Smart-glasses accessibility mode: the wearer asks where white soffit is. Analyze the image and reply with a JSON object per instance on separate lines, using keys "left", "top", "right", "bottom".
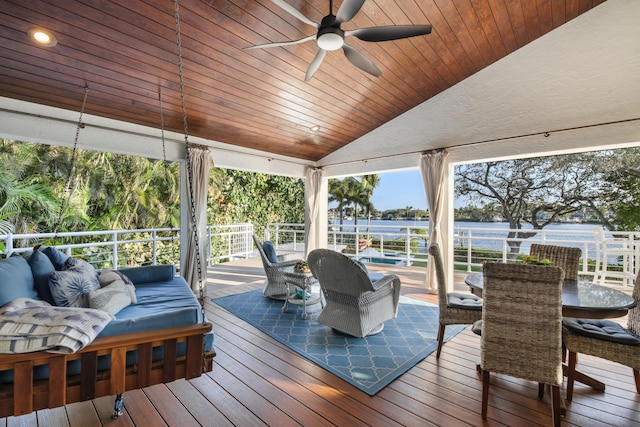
{"left": 0, "top": 97, "right": 311, "bottom": 178}
{"left": 320, "top": 0, "right": 640, "bottom": 172}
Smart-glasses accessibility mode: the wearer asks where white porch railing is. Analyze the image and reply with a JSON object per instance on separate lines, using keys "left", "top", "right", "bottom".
{"left": 0, "top": 223, "right": 255, "bottom": 269}
{"left": 266, "top": 222, "right": 640, "bottom": 287}
{"left": 3, "top": 222, "right": 637, "bottom": 287}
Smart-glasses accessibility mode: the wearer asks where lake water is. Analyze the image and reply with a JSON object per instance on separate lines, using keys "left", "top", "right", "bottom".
{"left": 330, "top": 219, "right": 604, "bottom": 255}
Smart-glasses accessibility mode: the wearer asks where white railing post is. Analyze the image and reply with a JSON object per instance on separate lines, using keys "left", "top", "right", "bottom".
{"left": 405, "top": 228, "right": 411, "bottom": 265}
{"left": 5, "top": 233, "right": 13, "bottom": 256}
{"left": 112, "top": 231, "right": 118, "bottom": 268}
{"left": 152, "top": 229, "right": 158, "bottom": 265}
{"left": 466, "top": 230, "right": 472, "bottom": 272}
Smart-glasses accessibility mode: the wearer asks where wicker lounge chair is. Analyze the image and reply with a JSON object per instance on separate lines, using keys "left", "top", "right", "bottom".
{"left": 428, "top": 243, "right": 482, "bottom": 358}
{"left": 479, "top": 262, "right": 564, "bottom": 427}
{"left": 252, "top": 234, "right": 303, "bottom": 299}
{"left": 529, "top": 243, "right": 582, "bottom": 281}
{"left": 563, "top": 270, "right": 640, "bottom": 400}
{"left": 307, "top": 249, "right": 401, "bottom": 337}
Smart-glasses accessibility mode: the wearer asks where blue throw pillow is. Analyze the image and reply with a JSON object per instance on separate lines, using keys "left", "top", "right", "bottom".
{"left": 42, "top": 246, "right": 70, "bottom": 271}
{"left": 0, "top": 256, "right": 38, "bottom": 307}
{"left": 263, "top": 241, "right": 278, "bottom": 263}
{"left": 27, "top": 250, "right": 57, "bottom": 305}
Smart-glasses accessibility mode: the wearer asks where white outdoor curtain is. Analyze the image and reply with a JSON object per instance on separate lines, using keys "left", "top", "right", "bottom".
{"left": 421, "top": 149, "right": 448, "bottom": 293}
{"left": 182, "top": 145, "right": 213, "bottom": 293}
{"left": 305, "top": 167, "right": 324, "bottom": 257}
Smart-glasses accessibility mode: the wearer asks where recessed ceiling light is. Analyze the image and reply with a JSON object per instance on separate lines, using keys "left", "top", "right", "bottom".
{"left": 310, "top": 125, "right": 321, "bottom": 132}
{"left": 27, "top": 27, "right": 57, "bottom": 47}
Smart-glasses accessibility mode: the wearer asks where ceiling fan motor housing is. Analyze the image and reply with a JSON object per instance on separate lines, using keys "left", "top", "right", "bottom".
{"left": 317, "top": 16, "right": 344, "bottom": 51}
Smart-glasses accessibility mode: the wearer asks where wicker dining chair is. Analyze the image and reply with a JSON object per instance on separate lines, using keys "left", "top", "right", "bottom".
{"left": 480, "top": 262, "right": 565, "bottom": 427}
{"left": 252, "top": 234, "right": 304, "bottom": 299}
{"left": 429, "top": 243, "right": 483, "bottom": 358}
{"left": 307, "top": 249, "right": 401, "bottom": 337}
{"left": 563, "top": 270, "right": 640, "bottom": 401}
{"left": 529, "top": 243, "right": 582, "bottom": 281}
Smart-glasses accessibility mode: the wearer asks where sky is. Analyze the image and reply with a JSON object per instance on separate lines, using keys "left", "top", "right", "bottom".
{"left": 369, "top": 170, "right": 426, "bottom": 211}
{"left": 329, "top": 169, "right": 469, "bottom": 212}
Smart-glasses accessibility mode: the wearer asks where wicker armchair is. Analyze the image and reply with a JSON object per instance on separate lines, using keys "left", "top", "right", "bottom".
{"left": 307, "top": 249, "right": 401, "bottom": 337}
{"left": 563, "top": 271, "right": 640, "bottom": 400}
{"left": 530, "top": 244, "right": 582, "bottom": 281}
{"left": 252, "top": 234, "right": 303, "bottom": 299}
{"left": 480, "top": 262, "right": 564, "bottom": 426}
{"left": 429, "top": 243, "right": 482, "bottom": 358}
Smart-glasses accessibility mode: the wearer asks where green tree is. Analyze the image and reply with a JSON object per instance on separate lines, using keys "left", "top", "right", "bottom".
{"left": 601, "top": 148, "right": 640, "bottom": 231}
{"left": 455, "top": 153, "right": 610, "bottom": 256}
{"left": 359, "top": 174, "right": 380, "bottom": 225}
{"left": 328, "top": 178, "right": 351, "bottom": 229}
{"left": 211, "top": 169, "right": 304, "bottom": 238}
{"left": 0, "top": 140, "right": 60, "bottom": 240}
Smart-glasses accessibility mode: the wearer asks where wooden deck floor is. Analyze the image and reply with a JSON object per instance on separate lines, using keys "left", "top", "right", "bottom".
{"left": 2, "top": 258, "right": 639, "bottom": 426}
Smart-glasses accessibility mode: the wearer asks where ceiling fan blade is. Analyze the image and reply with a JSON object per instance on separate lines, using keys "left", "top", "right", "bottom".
{"left": 346, "top": 25, "right": 432, "bottom": 42}
{"left": 305, "top": 49, "right": 327, "bottom": 81}
{"left": 271, "top": 0, "right": 319, "bottom": 28}
{"left": 244, "top": 35, "right": 316, "bottom": 50}
{"left": 335, "top": 0, "right": 365, "bottom": 24}
{"left": 342, "top": 44, "right": 381, "bottom": 77}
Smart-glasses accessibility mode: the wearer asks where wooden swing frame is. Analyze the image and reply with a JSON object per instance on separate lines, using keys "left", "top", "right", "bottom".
{"left": 0, "top": 323, "right": 214, "bottom": 417}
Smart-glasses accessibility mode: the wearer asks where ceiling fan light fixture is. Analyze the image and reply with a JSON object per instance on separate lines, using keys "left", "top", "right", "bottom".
{"left": 317, "top": 31, "right": 344, "bottom": 51}
{"left": 310, "top": 125, "right": 321, "bottom": 132}
{"left": 27, "top": 27, "right": 57, "bottom": 47}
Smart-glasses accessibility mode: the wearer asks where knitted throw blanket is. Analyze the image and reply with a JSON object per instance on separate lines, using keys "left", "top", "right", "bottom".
{"left": 0, "top": 298, "right": 114, "bottom": 354}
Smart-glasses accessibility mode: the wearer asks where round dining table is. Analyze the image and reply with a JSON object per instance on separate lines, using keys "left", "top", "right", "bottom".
{"left": 464, "top": 272, "right": 636, "bottom": 319}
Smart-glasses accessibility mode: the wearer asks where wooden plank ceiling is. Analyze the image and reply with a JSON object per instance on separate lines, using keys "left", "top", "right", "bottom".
{"left": 0, "top": 0, "right": 604, "bottom": 162}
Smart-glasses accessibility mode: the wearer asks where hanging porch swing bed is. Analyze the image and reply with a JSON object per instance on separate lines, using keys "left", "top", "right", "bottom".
{"left": 0, "top": 250, "right": 215, "bottom": 418}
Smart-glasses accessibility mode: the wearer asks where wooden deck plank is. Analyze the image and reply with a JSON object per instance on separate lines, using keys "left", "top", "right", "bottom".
{"left": 5, "top": 412, "right": 36, "bottom": 427}
{"left": 210, "top": 361, "right": 301, "bottom": 427}
{"left": 189, "top": 374, "right": 267, "bottom": 427}
{"left": 142, "top": 384, "right": 198, "bottom": 426}
{"left": 35, "top": 406, "right": 70, "bottom": 427}
{"left": 214, "top": 347, "right": 343, "bottom": 427}
{"left": 165, "top": 379, "right": 234, "bottom": 427}
{"left": 119, "top": 388, "right": 167, "bottom": 427}
{"left": 64, "top": 401, "right": 100, "bottom": 426}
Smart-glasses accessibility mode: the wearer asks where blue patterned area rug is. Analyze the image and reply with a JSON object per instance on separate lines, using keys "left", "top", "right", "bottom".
{"left": 212, "top": 290, "right": 465, "bottom": 395}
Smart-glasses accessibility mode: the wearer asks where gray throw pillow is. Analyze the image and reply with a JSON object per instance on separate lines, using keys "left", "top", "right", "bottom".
{"left": 49, "top": 259, "right": 100, "bottom": 307}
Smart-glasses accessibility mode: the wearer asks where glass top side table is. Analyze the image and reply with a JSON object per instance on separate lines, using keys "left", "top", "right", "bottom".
{"left": 282, "top": 267, "right": 324, "bottom": 319}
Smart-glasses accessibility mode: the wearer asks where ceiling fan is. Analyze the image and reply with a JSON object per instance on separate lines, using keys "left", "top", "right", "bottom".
{"left": 245, "top": 0, "right": 432, "bottom": 81}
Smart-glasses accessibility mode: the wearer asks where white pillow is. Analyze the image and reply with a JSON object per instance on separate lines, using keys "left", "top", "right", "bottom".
{"left": 89, "top": 284, "right": 131, "bottom": 315}
{"left": 99, "top": 268, "right": 137, "bottom": 303}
